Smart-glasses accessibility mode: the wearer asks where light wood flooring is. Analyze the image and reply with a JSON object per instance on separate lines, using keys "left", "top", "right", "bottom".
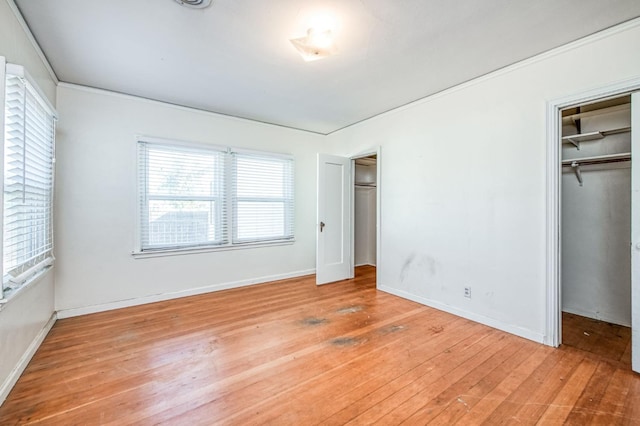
{"left": 1, "top": 266, "right": 639, "bottom": 424}
{"left": 562, "top": 311, "right": 632, "bottom": 367}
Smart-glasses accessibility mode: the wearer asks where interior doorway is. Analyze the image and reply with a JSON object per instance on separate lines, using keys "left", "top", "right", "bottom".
{"left": 560, "top": 95, "right": 632, "bottom": 366}
{"left": 316, "top": 148, "right": 380, "bottom": 287}
{"left": 546, "top": 79, "right": 640, "bottom": 374}
{"left": 353, "top": 155, "right": 377, "bottom": 269}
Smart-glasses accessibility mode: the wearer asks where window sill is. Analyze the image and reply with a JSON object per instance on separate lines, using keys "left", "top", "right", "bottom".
{"left": 131, "top": 239, "right": 296, "bottom": 259}
{"left": 0, "top": 265, "right": 53, "bottom": 312}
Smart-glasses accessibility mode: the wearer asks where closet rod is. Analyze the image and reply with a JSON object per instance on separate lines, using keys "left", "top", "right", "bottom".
{"left": 562, "top": 152, "right": 631, "bottom": 167}
{"left": 562, "top": 152, "right": 631, "bottom": 186}
{"left": 562, "top": 103, "right": 630, "bottom": 124}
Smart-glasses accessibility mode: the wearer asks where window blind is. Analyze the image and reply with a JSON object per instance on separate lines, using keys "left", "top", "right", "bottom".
{"left": 3, "top": 69, "right": 56, "bottom": 286}
{"left": 138, "top": 141, "right": 227, "bottom": 251}
{"left": 231, "top": 151, "right": 294, "bottom": 244}
{"left": 137, "top": 140, "right": 295, "bottom": 253}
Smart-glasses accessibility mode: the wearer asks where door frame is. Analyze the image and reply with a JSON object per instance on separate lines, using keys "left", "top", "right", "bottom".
{"left": 545, "top": 77, "right": 640, "bottom": 347}
{"left": 350, "top": 147, "right": 381, "bottom": 288}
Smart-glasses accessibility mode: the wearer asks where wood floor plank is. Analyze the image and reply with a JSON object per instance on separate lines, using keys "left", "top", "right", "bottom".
{"left": 422, "top": 340, "right": 538, "bottom": 424}
{"left": 343, "top": 329, "right": 504, "bottom": 424}
{"left": 535, "top": 357, "right": 599, "bottom": 424}
{"left": 591, "top": 367, "right": 635, "bottom": 425}
{"left": 563, "top": 360, "right": 617, "bottom": 424}
{"left": 479, "top": 349, "right": 582, "bottom": 424}
{"left": 385, "top": 335, "right": 526, "bottom": 424}
{"left": 1, "top": 266, "right": 639, "bottom": 425}
{"left": 452, "top": 345, "right": 553, "bottom": 425}
{"left": 318, "top": 322, "right": 492, "bottom": 425}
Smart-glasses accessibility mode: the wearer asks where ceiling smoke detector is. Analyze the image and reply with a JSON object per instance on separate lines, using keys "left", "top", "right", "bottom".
{"left": 173, "top": 0, "right": 212, "bottom": 9}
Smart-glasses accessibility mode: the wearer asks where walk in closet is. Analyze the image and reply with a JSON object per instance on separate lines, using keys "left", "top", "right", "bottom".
{"left": 354, "top": 155, "right": 377, "bottom": 267}
{"left": 561, "top": 95, "right": 632, "bottom": 361}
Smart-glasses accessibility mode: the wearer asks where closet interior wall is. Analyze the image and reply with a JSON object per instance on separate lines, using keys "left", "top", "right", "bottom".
{"left": 355, "top": 159, "right": 377, "bottom": 267}
{"left": 561, "top": 97, "right": 632, "bottom": 326}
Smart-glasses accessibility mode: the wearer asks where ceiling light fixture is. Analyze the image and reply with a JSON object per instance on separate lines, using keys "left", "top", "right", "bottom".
{"left": 290, "top": 28, "right": 337, "bottom": 62}
{"left": 173, "top": 0, "right": 212, "bottom": 9}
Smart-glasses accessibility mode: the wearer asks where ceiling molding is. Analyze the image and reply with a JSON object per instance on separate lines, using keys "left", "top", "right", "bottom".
{"left": 56, "top": 82, "right": 328, "bottom": 136}
{"left": 5, "top": 0, "right": 58, "bottom": 84}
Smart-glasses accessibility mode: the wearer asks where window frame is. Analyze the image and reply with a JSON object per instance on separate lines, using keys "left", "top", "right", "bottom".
{"left": 133, "top": 136, "right": 295, "bottom": 258}
{"left": 138, "top": 139, "right": 228, "bottom": 251}
{"left": 231, "top": 149, "right": 295, "bottom": 245}
{"left": 1, "top": 60, "right": 57, "bottom": 300}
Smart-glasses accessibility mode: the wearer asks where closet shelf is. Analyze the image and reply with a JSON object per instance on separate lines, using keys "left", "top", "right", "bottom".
{"left": 562, "top": 152, "right": 631, "bottom": 186}
{"left": 562, "top": 103, "right": 630, "bottom": 124}
{"left": 562, "top": 126, "right": 631, "bottom": 150}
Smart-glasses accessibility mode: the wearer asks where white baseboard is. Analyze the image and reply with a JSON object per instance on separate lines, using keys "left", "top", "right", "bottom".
{"left": 378, "top": 285, "right": 544, "bottom": 344}
{"left": 0, "top": 312, "right": 57, "bottom": 405}
{"left": 57, "top": 269, "right": 316, "bottom": 319}
{"left": 354, "top": 262, "right": 376, "bottom": 267}
{"left": 562, "top": 307, "right": 631, "bottom": 328}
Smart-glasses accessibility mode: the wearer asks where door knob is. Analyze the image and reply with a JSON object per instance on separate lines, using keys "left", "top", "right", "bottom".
{"left": 320, "top": 222, "right": 325, "bottom": 232}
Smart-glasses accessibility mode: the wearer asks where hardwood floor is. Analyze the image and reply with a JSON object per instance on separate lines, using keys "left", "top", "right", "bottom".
{"left": 562, "top": 312, "right": 632, "bottom": 367}
{"left": 1, "top": 266, "right": 639, "bottom": 424}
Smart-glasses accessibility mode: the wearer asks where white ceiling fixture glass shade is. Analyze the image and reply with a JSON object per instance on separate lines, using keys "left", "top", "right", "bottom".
{"left": 290, "top": 28, "right": 338, "bottom": 62}
{"left": 173, "top": 0, "right": 212, "bottom": 9}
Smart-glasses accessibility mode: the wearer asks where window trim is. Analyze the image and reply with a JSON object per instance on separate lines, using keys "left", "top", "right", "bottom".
{"left": 1, "top": 60, "right": 57, "bottom": 301}
{"left": 230, "top": 150, "right": 295, "bottom": 245}
{"left": 133, "top": 135, "right": 295, "bottom": 258}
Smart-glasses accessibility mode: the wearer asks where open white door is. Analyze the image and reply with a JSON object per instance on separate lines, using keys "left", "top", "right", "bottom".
{"left": 316, "top": 154, "right": 352, "bottom": 285}
{"left": 632, "top": 91, "right": 640, "bottom": 373}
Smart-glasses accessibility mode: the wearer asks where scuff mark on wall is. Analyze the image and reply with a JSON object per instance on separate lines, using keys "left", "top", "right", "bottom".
{"left": 399, "top": 252, "right": 440, "bottom": 292}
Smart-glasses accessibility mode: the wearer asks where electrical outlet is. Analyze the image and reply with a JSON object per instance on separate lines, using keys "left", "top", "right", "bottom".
{"left": 464, "top": 287, "right": 471, "bottom": 298}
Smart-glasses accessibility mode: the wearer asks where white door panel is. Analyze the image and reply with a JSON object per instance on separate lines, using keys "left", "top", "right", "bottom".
{"left": 317, "top": 154, "right": 351, "bottom": 285}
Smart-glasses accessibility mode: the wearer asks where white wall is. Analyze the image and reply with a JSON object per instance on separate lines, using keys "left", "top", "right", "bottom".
{"left": 326, "top": 20, "right": 640, "bottom": 342}
{"left": 0, "top": 0, "right": 57, "bottom": 403}
{"left": 54, "top": 84, "right": 324, "bottom": 315}
{"left": 562, "top": 107, "right": 631, "bottom": 326}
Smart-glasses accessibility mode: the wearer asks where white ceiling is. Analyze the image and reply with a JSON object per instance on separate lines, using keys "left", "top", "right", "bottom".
{"left": 14, "top": 0, "right": 640, "bottom": 134}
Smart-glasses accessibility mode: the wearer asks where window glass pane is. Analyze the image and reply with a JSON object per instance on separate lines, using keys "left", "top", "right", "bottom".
{"left": 236, "top": 201, "right": 285, "bottom": 240}
{"left": 147, "top": 148, "right": 220, "bottom": 197}
{"left": 147, "top": 200, "right": 219, "bottom": 247}
{"left": 232, "top": 153, "right": 294, "bottom": 244}
{"left": 236, "top": 157, "right": 285, "bottom": 198}
{"left": 139, "top": 142, "right": 227, "bottom": 250}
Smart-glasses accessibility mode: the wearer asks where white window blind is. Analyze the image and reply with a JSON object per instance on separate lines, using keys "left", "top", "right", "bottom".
{"left": 138, "top": 142, "right": 227, "bottom": 251}
{"left": 137, "top": 140, "right": 295, "bottom": 253}
{"left": 3, "top": 65, "right": 56, "bottom": 290}
{"left": 232, "top": 152, "right": 294, "bottom": 244}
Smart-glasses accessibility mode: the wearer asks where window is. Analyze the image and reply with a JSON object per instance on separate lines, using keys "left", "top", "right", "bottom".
{"left": 2, "top": 63, "right": 56, "bottom": 297}
{"left": 232, "top": 152, "right": 294, "bottom": 244}
{"left": 137, "top": 139, "right": 294, "bottom": 254}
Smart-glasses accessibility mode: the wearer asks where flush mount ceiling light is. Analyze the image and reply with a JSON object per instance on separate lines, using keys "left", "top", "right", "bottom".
{"left": 173, "top": 0, "right": 212, "bottom": 9}
{"left": 290, "top": 28, "right": 338, "bottom": 62}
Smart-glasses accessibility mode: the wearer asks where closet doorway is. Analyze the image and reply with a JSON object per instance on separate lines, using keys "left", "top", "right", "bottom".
{"left": 560, "top": 95, "right": 633, "bottom": 367}
{"left": 353, "top": 155, "right": 377, "bottom": 269}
